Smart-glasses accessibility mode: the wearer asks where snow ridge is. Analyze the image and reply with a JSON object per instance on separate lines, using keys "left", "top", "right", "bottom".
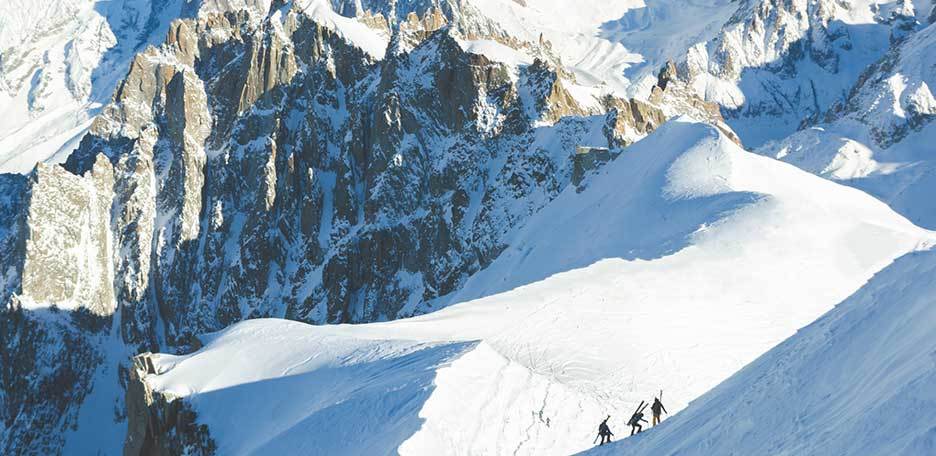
{"left": 138, "top": 119, "right": 933, "bottom": 455}
{"left": 589, "top": 246, "right": 936, "bottom": 456}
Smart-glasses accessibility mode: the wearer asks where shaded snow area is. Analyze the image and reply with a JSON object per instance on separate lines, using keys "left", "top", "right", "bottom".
{"left": 586, "top": 247, "right": 936, "bottom": 456}
{"left": 147, "top": 323, "right": 481, "bottom": 455}
{"left": 142, "top": 119, "right": 935, "bottom": 455}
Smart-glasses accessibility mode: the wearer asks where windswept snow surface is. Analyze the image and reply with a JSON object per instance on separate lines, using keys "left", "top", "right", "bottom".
{"left": 586, "top": 247, "right": 936, "bottom": 456}
{"left": 456, "top": 38, "right": 534, "bottom": 67}
{"left": 144, "top": 119, "right": 934, "bottom": 455}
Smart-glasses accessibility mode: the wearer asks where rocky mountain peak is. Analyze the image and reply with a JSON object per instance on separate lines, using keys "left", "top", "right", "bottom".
{"left": 3, "top": 1, "right": 933, "bottom": 454}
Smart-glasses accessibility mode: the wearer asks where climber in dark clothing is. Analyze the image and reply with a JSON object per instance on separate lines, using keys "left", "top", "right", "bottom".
{"left": 596, "top": 416, "right": 613, "bottom": 445}
{"left": 628, "top": 405, "right": 648, "bottom": 435}
{"left": 651, "top": 396, "right": 667, "bottom": 426}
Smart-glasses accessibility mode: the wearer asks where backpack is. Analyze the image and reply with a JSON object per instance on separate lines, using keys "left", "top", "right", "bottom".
{"left": 629, "top": 413, "right": 643, "bottom": 425}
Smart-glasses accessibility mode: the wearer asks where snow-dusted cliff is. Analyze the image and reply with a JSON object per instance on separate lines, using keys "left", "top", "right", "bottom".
{"left": 1, "top": 0, "right": 935, "bottom": 455}
{"left": 124, "top": 119, "right": 934, "bottom": 455}
{"left": 761, "top": 20, "right": 936, "bottom": 228}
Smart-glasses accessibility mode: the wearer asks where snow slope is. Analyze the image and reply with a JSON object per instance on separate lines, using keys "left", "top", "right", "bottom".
{"left": 587, "top": 246, "right": 936, "bottom": 456}
{"left": 141, "top": 118, "right": 934, "bottom": 454}
{"left": 761, "top": 21, "right": 936, "bottom": 229}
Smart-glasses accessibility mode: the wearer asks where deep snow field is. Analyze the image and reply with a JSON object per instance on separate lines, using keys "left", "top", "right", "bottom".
{"left": 586, "top": 248, "right": 936, "bottom": 456}
{"left": 140, "top": 119, "right": 936, "bottom": 455}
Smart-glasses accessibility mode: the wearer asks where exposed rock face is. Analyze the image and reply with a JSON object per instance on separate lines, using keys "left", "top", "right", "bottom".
{"left": 572, "top": 146, "right": 613, "bottom": 189}
{"left": 650, "top": 61, "right": 743, "bottom": 146}
{"left": 668, "top": 0, "right": 927, "bottom": 145}
{"left": 8, "top": 6, "right": 667, "bottom": 337}
{"left": 603, "top": 97, "right": 667, "bottom": 148}
{"left": 0, "top": 174, "right": 27, "bottom": 299}
{"left": 0, "top": 299, "right": 107, "bottom": 454}
{"left": 124, "top": 353, "right": 216, "bottom": 456}
{"left": 524, "top": 59, "right": 593, "bottom": 124}
{"left": 0, "top": 4, "right": 683, "bottom": 453}
{"left": 21, "top": 157, "right": 116, "bottom": 316}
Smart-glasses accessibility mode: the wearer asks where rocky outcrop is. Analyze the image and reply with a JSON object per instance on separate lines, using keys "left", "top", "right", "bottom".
{"left": 0, "top": 3, "right": 688, "bottom": 454}
{"left": 0, "top": 299, "right": 106, "bottom": 454}
{"left": 20, "top": 156, "right": 116, "bottom": 316}
{"left": 4, "top": 4, "right": 678, "bottom": 334}
{"left": 603, "top": 97, "right": 666, "bottom": 148}
{"left": 124, "top": 353, "right": 216, "bottom": 456}
{"left": 572, "top": 146, "right": 613, "bottom": 189}
{"left": 650, "top": 61, "right": 743, "bottom": 146}
{"left": 524, "top": 59, "right": 593, "bottom": 124}
{"left": 667, "top": 0, "right": 927, "bottom": 145}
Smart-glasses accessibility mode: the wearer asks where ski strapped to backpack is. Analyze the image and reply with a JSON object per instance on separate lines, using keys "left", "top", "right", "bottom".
{"left": 628, "top": 401, "right": 648, "bottom": 425}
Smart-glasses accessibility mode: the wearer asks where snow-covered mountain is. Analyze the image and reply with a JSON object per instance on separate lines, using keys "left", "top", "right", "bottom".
{"left": 0, "top": 0, "right": 204, "bottom": 173}
{"left": 761, "top": 20, "right": 936, "bottom": 229}
{"left": 662, "top": 0, "right": 934, "bottom": 146}
{"left": 0, "top": 0, "right": 753, "bottom": 173}
{"left": 0, "top": 2, "right": 681, "bottom": 452}
{"left": 123, "top": 119, "right": 934, "bottom": 455}
{"left": 1, "top": 0, "right": 935, "bottom": 455}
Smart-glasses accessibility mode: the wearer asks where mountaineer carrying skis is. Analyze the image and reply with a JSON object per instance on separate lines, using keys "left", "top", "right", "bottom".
{"left": 651, "top": 393, "right": 667, "bottom": 426}
{"left": 628, "top": 402, "right": 648, "bottom": 435}
{"left": 595, "top": 416, "right": 613, "bottom": 445}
